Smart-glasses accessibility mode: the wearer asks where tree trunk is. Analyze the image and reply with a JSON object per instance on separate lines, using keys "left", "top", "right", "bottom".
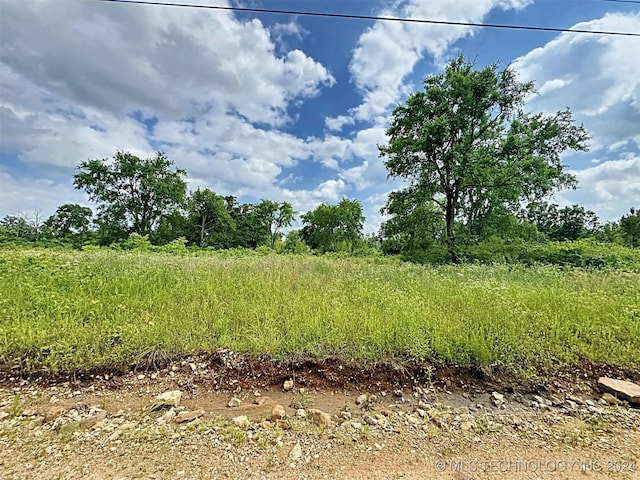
{"left": 445, "top": 193, "right": 459, "bottom": 263}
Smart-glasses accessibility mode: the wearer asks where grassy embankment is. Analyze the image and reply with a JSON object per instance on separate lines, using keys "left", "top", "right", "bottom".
{"left": 1, "top": 248, "right": 638, "bottom": 378}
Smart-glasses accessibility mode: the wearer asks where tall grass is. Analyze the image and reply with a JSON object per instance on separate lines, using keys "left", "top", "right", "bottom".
{"left": 1, "top": 248, "right": 638, "bottom": 376}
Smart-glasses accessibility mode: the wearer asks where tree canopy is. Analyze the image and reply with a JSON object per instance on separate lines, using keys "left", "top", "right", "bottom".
{"left": 379, "top": 54, "right": 589, "bottom": 262}
{"left": 74, "top": 151, "right": 187, "bottom": 242}
{"left": 301, "top": 199, "right": 364, "bottom": 253}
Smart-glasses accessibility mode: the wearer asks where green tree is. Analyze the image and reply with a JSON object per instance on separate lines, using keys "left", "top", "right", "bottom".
{"left": 301, "top": 199, "right": 364, "bottom": 253}
{"left": 256, "top": 200, "right": 295, "bottom": 249}
{"left": 73, "top": 151, "right": 187, "bottom": 243}
{"left": 46, "top": 203, "right": 93, "bottom": 236}
{"left": 187, "top": 188, "right": 234, "bottom": 248}
{"left": 522, "top": 202, "right": 599, "bottom": 241}
{"left": 379, "top": 55, "right": 589, "bottom": 262}
{"left": 620, "top": 207, "right": 640, "bottom": 248}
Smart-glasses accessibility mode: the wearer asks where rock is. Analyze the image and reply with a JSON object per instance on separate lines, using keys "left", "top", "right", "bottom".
{"left": 351, "top": 421, "right": 362, "bottom": 430}
{"left": 283, "top": 379, "right": 294, "bottom": 391}
{"left": 0, "top": 412, "right": 9, "bottom": 421}
{"left": 155, "top": 390, "right": 182, "bottom": 408}
{"left": 228, "top": 397, "right": 242, "bottom": 408}
{"left": 364, "top": 415, "right": 378, "bottom": 426}
{"left": 393, "top": 389, "right": 403, "bottom": 398}
{"left": 232, "top": 415, "right": 250, "bottom": 428}
{"left": 271, "top": 404, "right": 286, "bottom": 421}
{"left": 356, "top": 394, "right": 368, "bottom": 406}
{"left": 308, "top": 408, "right": 332, "bottom": 428}
{"left": 289, "top": 443, "right": 302, "bottom": 461}
{"left": 296, "top": 409, "right": 307, "bottom": 418}
{"left": 340, "top": 411, "right": 351, "bottom": 421}
{"left": 158, "top": 408, "right": 177, "bottom": 424}
{"left": 175, "top": 409, "right": 205, "bottom": 423}
{"left": 533, "top": 395, "right": 552, "bottom": 407}
{"left": 22, "top": 408, "right": 38, "bottom": 417}
{"left": 491, "top": 392, "right": 505, "bottom": 407}
{"left": 598, "top": 377, "right": 640, "bottom": 405}
{"left": 254, "top": 396, "right": 268, "bottom": 406}
{"left": 601, "top": 393, "right": 624, "bottom": 406}
{"left": 275, "top": 419, "right": 289, "bottom": 429}
{"left": 80, "top": 408, "right": 106, "bottom": 428}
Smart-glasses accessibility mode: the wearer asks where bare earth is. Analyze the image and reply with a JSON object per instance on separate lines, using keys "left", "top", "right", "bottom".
{"left": 1, "top": 355, "right": 639, "bottom": 480}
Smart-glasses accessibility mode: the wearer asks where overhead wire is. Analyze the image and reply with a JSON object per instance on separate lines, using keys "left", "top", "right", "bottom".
{"left": 94, "top": 0, "right": 640, "bottom": 37}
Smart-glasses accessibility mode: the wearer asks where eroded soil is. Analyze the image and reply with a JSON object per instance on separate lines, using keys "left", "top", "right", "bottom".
{"left": 1, "top": 353, "right": 639, "bottom": 479}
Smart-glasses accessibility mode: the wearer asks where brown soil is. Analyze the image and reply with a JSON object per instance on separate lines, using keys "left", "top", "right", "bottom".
{"left": 1, "top": 353, "right": 639, "bottom": 479}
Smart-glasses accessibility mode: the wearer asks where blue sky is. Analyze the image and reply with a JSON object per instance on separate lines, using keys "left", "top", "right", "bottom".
{"left": 1, "top": 0, "right": 639, "bottom": 232}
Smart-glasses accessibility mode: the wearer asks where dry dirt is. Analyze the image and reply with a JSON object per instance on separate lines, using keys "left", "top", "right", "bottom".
{"left": 1, "top": 353, "right": 639, "bottom": 480}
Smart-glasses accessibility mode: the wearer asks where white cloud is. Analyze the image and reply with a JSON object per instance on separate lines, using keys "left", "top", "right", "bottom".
{"left": 511, "top": 12, "right": 640, "bottom": 151}
{"left": 346, "top": 0, "right": 533, "bottom": 123}
{"left": 554, "top": 156, "right": 640, "bottom": 221}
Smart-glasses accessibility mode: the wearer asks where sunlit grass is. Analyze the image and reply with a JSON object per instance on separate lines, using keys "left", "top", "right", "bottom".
{"left": 0, "top": 248, "right": 638, "bottom": 377}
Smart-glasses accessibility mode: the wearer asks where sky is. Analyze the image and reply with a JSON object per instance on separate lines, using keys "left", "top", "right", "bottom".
{"left": 1, "top": 0, "right": 639, "bottom": 233}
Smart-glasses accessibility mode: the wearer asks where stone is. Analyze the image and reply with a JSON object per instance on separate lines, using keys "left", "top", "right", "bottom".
{"left": 155, "top": 390, "right": 182, "bottom": 408}
{"left": 175, "top": 409, "right": 205, "bottom": 423}
{"left": 275, "top": 419, "right": 289, "bottom": 429}
{"left": 271, "top": 404, "right": 286, "bottom": 421}
{"left": 80, "top": 408, "right": 106, "bottom": 428}
{"left": 232, "top": 415, "right": 250, "bottom": 428}
{"left": 308, "top": 408, "right": 332, "bottom": 428}
{"left": 601, "top": 393, "right": 624, "bottom": 406}
{"left": 254, "top": 396, "right": 268, "bottom": 406}
{"left": 289, "top": 443, "right": 302, "bottom": 461}
{"left": 491, "top": 392, "right": 505, "bottom": 407}
{"left": 22, "top": 408, "right": 38, "bottom": 416}
{"left": 0, "top": 412, "right": 9, "bottom": 421}
{"left": 364, "top": 415, "right": 378, "bottom": 426}
{"left": 283, "top": 379, "right": 294, "bottom": 391}
{"left": 597, "top": 377, "right": 640, "bottom": 405}
{"left": 158, "top": 408, "right": 177, "bottom": 424}
{"left": 356, "top": 394, "right": 368, "bottom": 406}
{"left": 228, "top": 397, "right": 242, "bottom": 408}
{"left": 460, "top": 421, "right": 474, "bottom": 431}
{"left": 296, "top": 409, "right": 307, "bottom": 418}
{"left": 533, "top": 395, "right": 552, "bottom": 407}
{"left": 45, "top": 404, "right": 68, "bottom": 421}
{"left": 351, "top": 421, "right": 362, "bottom": 430}
{"left": 393, "top": 389, "right": 403, "bottom": 398}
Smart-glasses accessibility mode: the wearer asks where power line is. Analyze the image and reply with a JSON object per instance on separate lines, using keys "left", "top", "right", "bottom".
{"left": 95, "top": 0, "right": 640, "bottom": 37}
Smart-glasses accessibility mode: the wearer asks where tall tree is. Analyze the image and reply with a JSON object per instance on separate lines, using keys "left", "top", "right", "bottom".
{"left": 46, "top": 203, "right": 93, "bottom": 236}
{"left": 73, "top": 151, "right": 187, "bottom": 242}
{"left": 301, "top": 199, "right": 364, "bottom": 253}
{"left": 187, "top": 188, "right": 234, "bottom": 248}
{"left": 620, "top": 207, "right": 640, "bottom": 248}
{"left": 522, "top": 202, "right": 599, "bottom": 241}
{"left": 379, "top": 55, "right": 589, "bottom": 262}
{"left": 256, "top": 200, "right": 295, "bottom": 249}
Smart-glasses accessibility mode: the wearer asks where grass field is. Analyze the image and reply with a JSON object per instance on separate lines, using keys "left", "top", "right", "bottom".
{"left": 1, "top": 248, "right": 639, "bottom": 377}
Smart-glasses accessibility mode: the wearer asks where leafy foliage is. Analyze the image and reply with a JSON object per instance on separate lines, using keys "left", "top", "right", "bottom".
{"left": 301, "top": 199, "right": 365, "bottom": 253}
{"left": 379, "top": 54, "right": 589, "bottom": 262}
{"left": 73, "top": 151, "right": 187, "bottom": 243}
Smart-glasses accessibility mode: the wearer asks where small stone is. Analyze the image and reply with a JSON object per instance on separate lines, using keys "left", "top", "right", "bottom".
{"left": 275, "top": 419, "right": 289, "bottom": 429}
{"left": 254, "top": 396, "right": 268, "bottom": 406}
{"left": 175, "top": 409, "right": 205, "bottom": 423}
{"left": 601, "top": 393, "right": 624, "bottom": 405}
{"left": 0, "top": 412, "right": 9, "bottom": 421}
{"left": 271, "top": 404, "right": 286, "bottom": 421}
{"left": 228, "top": 397, "right": 242, "bottom": 408}
{"left": 22, "top": 408, "right": 38, "bottom": 416}
{"left": 155, "top": 390, "right": 182, "bottom": 408}
{"left": 45, "top": 404, "right": 67, "bottom": 421}
{"left": 283, "top": 379, "right": 294, "bottom": 391}
{"left": 80, "top": 408, "right": 106, "bottom": 428}
{"left": 340, "top": 411, "right": 351, "bottom": 421}
{"left": 158, "top": 408, "right": 177, "bottom": 424}
{"left": 296, "top": 409, "right": 307, "bottom": 418}
{"left": 308, "top": 408, "right": 332, "bottom": 428}
{"left": 356, "top": 394, "right": 368, "bottom": 406}
{"left": 289, "top": 443, "right": 302, "bottom": 461}
{"left": 232, "top": 415, "right": 250, "bottom": 428}
{"left": 598, "top": 377, "right": 640, "bottom": 405}
{"left": 137, "top": 374, "right": 145, "bottom": 380}
{"left": 364, "top": 415, "right": 378, "bottom": 426}
{"left": 351, "top": 421, "right": 362, "bottom": 430}
{"left": 393, "top": 389, "right": 403, "bottom": 398}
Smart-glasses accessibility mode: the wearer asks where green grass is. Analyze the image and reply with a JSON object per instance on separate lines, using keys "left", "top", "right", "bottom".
{"left": 1, "top": 247, "right": 639, "bottom": 376}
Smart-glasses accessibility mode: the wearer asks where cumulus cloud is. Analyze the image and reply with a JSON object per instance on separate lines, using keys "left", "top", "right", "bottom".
{"left": 345, "top": 0, "right": 532, "bottom": 123}
{"left": 555, "top": 156, "right": 640, "bottom": 221}
{"left": 511, "top": 12, "right": 640, "bottom": 151}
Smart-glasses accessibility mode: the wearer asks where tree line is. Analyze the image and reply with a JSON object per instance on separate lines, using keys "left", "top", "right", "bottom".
{"left": 2, "top": 55, "right": 639, "bottom": 262}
